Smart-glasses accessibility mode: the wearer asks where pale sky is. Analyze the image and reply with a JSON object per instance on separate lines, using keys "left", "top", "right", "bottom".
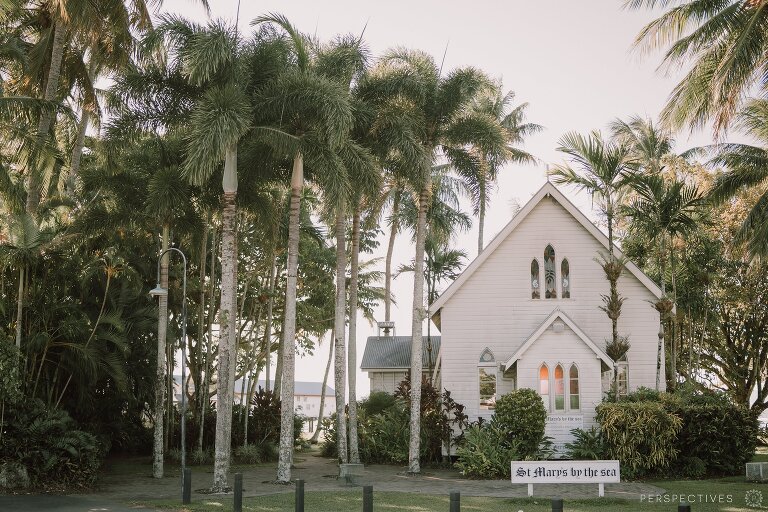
{"left": 162, "top": 0, "right": 722, "bottom": 398}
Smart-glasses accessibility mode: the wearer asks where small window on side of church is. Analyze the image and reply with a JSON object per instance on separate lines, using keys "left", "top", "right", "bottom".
{"left": 562, "top": 258, "right": 571, "bottom": 298}
{"left": 479, "top": 349, "right": 496, "bottom": 410}
{"left": 531, "top": 259, "right": 540, "bottom": 299}
{"left": 544, "top": 245, "right": 557, "bottom": 299}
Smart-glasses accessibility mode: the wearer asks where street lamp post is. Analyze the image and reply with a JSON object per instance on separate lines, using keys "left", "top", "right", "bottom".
{"left": 150, "top": 247, "right": 188, "bottom": 496}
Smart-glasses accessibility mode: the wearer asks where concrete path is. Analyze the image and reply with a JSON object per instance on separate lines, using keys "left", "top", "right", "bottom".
{"left": 0, "top": 451, "right": 666, "bottom": 510}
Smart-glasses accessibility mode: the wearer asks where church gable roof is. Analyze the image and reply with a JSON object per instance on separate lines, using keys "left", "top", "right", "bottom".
{"left": 430, "top": 182, "right": 663, "bottom": 318}
{"left": 503, "top": 309, "right": 613, "bottom": 369}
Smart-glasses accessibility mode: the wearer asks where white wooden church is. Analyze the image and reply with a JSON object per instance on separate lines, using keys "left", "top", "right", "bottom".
{"left": 361, "top": 182, "right": 664, "bottom": 449}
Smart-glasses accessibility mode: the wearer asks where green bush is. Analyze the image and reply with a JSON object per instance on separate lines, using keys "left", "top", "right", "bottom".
{"left": 0, "top": 399, "right": 104, "bottom": 490}
{"left": 564, "top": 427, "right": 606, "bottom": 460}
{"left": 676, "top": 456, "right": 707, "bottom": 479}
{"left": 493, "top": 389, "right": 547, "bottom": 458}
{"left": 454, "top": 423, "right": 520, "bottom": 478}
{"left": 597, "top": 400, "right": 682, "bottom": 477}
{"left": 661, "top": 391, "right": 757, "bottom": 475}
{"left": 359, "top": 392, "right": 397, "bottom": 416}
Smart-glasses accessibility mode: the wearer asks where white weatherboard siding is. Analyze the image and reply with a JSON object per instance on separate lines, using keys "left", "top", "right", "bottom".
{"left": 369, "top": 371, "right": 408, "bottom": 394}
{"left": 439, "top": 191, "right": 662, "bottom": 424}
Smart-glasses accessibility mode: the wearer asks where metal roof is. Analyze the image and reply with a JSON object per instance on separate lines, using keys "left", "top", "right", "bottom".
{"left": 360, "top": 336, "right": 441, "bottom": 370}
{"left": 173, "top": 376, "right": 334, "bottom": 396}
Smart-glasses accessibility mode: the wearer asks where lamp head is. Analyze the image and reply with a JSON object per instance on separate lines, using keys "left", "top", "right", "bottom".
{"left": 149, "top": 285, "right": 168, "bottom": 298}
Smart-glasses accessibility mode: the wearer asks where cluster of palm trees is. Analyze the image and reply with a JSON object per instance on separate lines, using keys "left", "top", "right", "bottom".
{"left": 0, "top": 1, "right": 537, "bottom": 490}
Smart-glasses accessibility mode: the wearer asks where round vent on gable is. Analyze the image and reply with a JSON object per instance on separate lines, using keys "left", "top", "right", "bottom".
{"left": 552, "top": 320, "right": 565, "bottom": 333}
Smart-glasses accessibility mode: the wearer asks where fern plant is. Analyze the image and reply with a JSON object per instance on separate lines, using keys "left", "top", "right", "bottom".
{"left": 564, "top": 427, "right": 606, "bottom": 460}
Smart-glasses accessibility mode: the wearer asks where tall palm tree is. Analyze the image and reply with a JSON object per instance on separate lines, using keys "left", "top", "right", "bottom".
{"left": 465, "top": 87, "right": 541, "bottom": 254}
{"left": 622, "top": 173, "right": 706, "bottom": 389}
{"left": 360, "top": 49, "right": 504, "bottom": 474}
{"left": 551, "top": 131, "right": 635, "bottom": 389}
{"left": 551, "top": 131, "right": 635, "bottom": 255}
{"left": 626, "top": 0, "right": 768, "bottom": 134}
{"left": 707, "top": 98, "right": 768, "bottom": 257}
{"left": 252, "top": 13, "right": 354, "bottom": 483}
{"left": 150, "top": 17, "right": 252, "bottom": 492}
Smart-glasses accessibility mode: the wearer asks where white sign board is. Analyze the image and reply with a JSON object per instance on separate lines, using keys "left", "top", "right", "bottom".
{"left": 545, "top": 414, "right": 583, "bottom": 454}
{"left": 512, "top": 460, "right": 620, "bottom": 483}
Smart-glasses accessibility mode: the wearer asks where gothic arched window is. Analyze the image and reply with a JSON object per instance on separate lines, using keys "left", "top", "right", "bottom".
{"left": 569, "top": 364, "right": 580, "bottom": 410}
{"left": 544, "top": 245, "right": 557, "bottom": 299}
{"left": 554, "top": 364, "right": 565, "bottom": 410}
{"left": 531, "top": 259, "right": 540, "bottom": 299}
{"left": 539, "top": 364, "right": 550, "bottom": 410}
{"left": 561, "top": 258, "right": 571, "bottom": 298}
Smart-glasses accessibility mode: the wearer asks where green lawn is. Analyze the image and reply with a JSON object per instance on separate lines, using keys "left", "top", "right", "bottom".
{"left": 147, "top": 480, "right": 768, "bottom": 512}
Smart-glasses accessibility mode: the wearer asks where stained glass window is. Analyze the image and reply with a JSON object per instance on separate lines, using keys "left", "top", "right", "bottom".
{"left": 531, "top": 259, "right": 540, "bottom": 299}
{"left": 569, "top": 364, "right": 580, "bottom": 409}
{"left": 554, "top": 364, "right": 565, "bottom": 410}
{"left": 539, "top": 364, "right": 549, "bottom": 410}
{"left": 561, "top": 259, "right": 571, "bottom": 298}
{"left": 545, "top": 245, "right": 557, "bottom": 299}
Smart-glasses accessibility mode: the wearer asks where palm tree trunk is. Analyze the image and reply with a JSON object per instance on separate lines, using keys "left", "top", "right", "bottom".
{"left": 212, "top": 145, "right": 239, "bottom": 492}
{"left": 276, "top": 152, "right": 303, "bottom": 483}
{"left": 68, "top": 60, "right": 97, "bottom": 193}
{"left": 198, "top": 220, "right": 217, "bottom": 452}
{"left": 153, "top": 224, "right": 170, "bottom": 479}
{"left": 333, "top": 209, "right": 349, "bottom": 465}
{"left": 194, "top": 216, "right": 209, "bottom": 444}
{"left": 310, "top": 331, "right": 334, "bottom": 444}
{"left": 670, "top": 242, "right": 678, "bottom": 390}
{"left": 656, "top": 236, "right": 667, "bottom": 392}
{"left": 477, "top": 182, "right": 486, "bottom": 255}
{"left": 15, "top": 265, "right": 23, "bottom": 350}
{"left": 384, "top": 194, "right": 400, "bottom": 332}
{"left": 27, "top": 18, "right": 66, "bottom": 215}
{"left": 347, "top": 206, "right": 361, "bottom": 464}
{"left": 408, "top": 185, "right": 429, "bottom": 475}
{"left": 264, "top": 255, "right": 277, "bottom": 392}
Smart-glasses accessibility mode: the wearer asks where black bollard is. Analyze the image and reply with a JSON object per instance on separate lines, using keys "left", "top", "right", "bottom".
{"left": 182, "top": 468, "right": 191, "bottom": 505}
{"left": 234, "top": 473, "right": 243, "bottom": 512}
{"left": 449, "top": 491, "right": 460, "bottom": 512}
{"left": 295, "top": 479, "right": 305, "bottom": 512}
{"left": 678, "top": 503, "right": 691, "bottom": 512}
{"left": 551, "top": 497, "right": 563, "bottom": 512}
{"left": 363, "top": 485, "right": 373, "bottom": 512}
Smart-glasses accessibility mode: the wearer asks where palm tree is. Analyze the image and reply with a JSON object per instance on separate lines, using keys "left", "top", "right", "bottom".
{"left": 551, "top": 130, "right": 635, "bottom": 390}
{"left": 360, "top": 49, "right": 504, "bottom": 474}
{"left": 464, "top": 87, "right": 541, "bottom": 254}
{"left": 9, "top": 0, "right": 155, "bottom": 214}
{"left": 626, "top": 0, "right": 768, "bottom": 134}
{"left": 622, "top": 174, "right": 706, "bottom": 389}
{"left": 551, "top": 131, "right": 635, "bottom": 255}
{"left": 707, "top": 98, "right": 768, "bottom": 257}
{"left": 252, "top": 13, "right": 354, "bottom": 483}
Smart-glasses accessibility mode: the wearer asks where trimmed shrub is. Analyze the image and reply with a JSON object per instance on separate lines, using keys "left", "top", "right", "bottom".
{"left": 564, "top": 427, "right": 606, "bottom": 460}
{"left": 493, "top": 389, "right": 547, "bottom": 458}
{"left": 676, "top": 456, "right": 707, "bottom": 479}
{"left": 597, "top": 400, "right": 682, "bottom": 477}
{"left": 454, "top": 423, "right": 520, "bottom": 478}
{"left": 661, "top": 391, "right": 757, "bottom": 475}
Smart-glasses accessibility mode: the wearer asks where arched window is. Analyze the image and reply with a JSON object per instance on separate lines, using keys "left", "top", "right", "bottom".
{"left": 554, "top": 364, "right": 565, "bottom": 410}
{"left": 539, "top": 364, "right": 549, "bottom": 410}
{"left": 544, "top": 245, "right": 557, "bottom": 299}
{"left": 561, "top": 259, "right": 571, "bottom": 298}
{"left": 569, "top": 364, "right": 580, "bottom": 410}
{"left": 617, "top": 356, "right": 629, "bottom": 398}
{"left": 531, "top": 259, "right": 540, "bottom": 299}
{"left": 479, "top": 349, "right": 496, "bottom": 410}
